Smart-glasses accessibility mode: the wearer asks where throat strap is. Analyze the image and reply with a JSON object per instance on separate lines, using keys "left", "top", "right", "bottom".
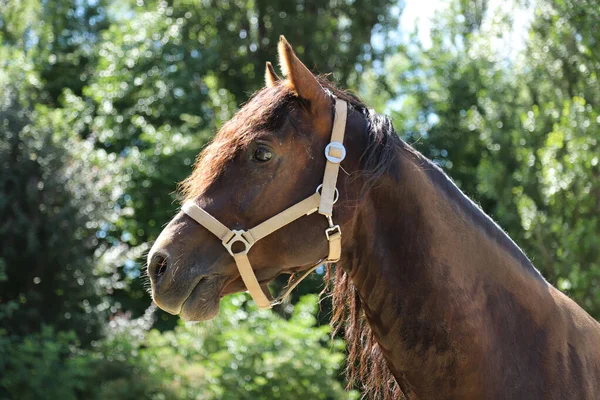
{"left": 181, "top": 98, "right": 347, "bottom": 308}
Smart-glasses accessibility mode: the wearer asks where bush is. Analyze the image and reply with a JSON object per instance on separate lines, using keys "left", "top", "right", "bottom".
{"left": 0, "top": 327, "right": 93, "bottom": 400}
{"left": 0, "top": 64, "right": 124, "bottom": 342}
{"left": 0, "top": 295, "right": 356, "bottom": 400}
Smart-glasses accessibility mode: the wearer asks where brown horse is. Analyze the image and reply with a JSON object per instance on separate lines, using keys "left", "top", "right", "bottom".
{"left": 148, "top": 36, "right": 600, "bottom": 399}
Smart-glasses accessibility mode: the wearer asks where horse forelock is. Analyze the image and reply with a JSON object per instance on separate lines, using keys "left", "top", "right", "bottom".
{"left": 179, "top": 84, "right": 296, "bottom": 201}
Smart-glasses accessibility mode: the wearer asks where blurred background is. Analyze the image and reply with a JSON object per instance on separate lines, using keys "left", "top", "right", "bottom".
{"left": 0, "top": 0, "right": 598, "bottom": 398}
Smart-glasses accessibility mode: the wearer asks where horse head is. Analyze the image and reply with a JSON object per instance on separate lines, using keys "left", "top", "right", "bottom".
{"left": 147, "top": 36, "right": 365, "bottom": 321}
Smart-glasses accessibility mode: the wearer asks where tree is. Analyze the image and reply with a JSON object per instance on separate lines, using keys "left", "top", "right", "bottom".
{"left": 368, "top": 0, "right": 600, "bottom": 318}
{"left": 0, "top": 68, "right": 122, "bottom": 341}
{"left": 1, "top": 0, "right": 400, "bottom": 394}
{"left": 514, "top": 0, "right": 600, "bottom": 316}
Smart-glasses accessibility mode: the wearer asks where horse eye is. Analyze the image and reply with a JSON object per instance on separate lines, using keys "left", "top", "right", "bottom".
{"left": 253, "top": 147, "right": 273, "bottom": 162}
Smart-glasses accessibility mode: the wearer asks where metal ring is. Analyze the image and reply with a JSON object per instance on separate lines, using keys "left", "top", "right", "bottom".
{"left": 316, "top": 184, "right": 339, "bottom": 204}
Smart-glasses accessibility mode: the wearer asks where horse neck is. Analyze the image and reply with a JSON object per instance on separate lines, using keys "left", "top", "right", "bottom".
{"left": 341, "top": 143, "right": 551, "bottom": 399}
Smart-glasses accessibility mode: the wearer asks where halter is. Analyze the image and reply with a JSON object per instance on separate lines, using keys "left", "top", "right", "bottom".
{"left": 181, "top": 99, "right": 348, "bottom": 309}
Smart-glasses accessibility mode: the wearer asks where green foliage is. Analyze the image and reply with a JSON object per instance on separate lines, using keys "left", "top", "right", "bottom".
{"left": 146, "top": 294, "right": 350, "bottom": 399}
{"left": 0, "top": 67, "right": 122, "bottom": 341}
{"left": 0, "top": 327, "right": 93, "bottom": 400}
{"left": 0, "top": 296, "right": 353, "bottom": 400}
{"left": 521, "top": 97, "right": 600, "bottom": 313}
{"left": 0, "top": 259, "right": 19, "bottom": 322}
{"left": 1, "top": 0, "right": 398, "bottom": 395}
{"left": 1, "top": 0, "right": 599, "bottom": 397}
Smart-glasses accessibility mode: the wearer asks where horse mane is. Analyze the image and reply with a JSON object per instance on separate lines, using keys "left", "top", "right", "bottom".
{"left": 180, "top": 77, "right": 403, "bottom": 399}
{"left": 325, "top": 97, "right": 404, "bottom": 400}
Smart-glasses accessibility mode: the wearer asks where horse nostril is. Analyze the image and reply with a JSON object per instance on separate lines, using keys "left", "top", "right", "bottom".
{"left": 157, "top": 259, "right": 167, "bottom": 277}
{"left": 149, "top": 253, "right": 169, "bottom": 282}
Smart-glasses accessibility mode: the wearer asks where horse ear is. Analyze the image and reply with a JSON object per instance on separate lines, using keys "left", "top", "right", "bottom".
{"left": 265, "top": 62, "right": 280, "bottom": 87}
{"left": 277, "top": 35, "right": 329, "bottom": 113}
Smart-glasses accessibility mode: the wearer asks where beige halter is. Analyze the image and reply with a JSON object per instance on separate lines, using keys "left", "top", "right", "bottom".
{"left": 182, "top": 99, "right": 347, "bottom": 309}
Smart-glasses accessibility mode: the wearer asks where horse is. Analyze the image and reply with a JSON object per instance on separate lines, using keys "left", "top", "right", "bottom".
{"left": 147, "top": 36, "right": 600, "bottom": 399}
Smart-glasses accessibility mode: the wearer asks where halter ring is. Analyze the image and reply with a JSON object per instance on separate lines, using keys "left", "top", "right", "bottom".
{"left": 222, "top": 230, "right": 255, "bottom": 256}
{"left": 316, "top": 184, "right": 339, "bottom": 204}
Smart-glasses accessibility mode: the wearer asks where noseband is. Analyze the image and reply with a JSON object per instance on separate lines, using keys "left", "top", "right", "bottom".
{"left": 181, "top": 99, "right": 348, "bottom": 309}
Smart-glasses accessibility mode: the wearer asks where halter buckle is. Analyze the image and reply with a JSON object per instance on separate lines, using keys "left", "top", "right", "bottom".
{"left": 222, "top": 230, "right": 255, "bottom": 256}
{"left": 325, "top": 225, "right": 341, "bottom": 240}
{"left": 325, "top": 142, "right": 346, "bottom": 164}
